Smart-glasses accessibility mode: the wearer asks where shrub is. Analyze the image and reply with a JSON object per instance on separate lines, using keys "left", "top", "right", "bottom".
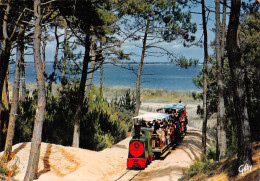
{"left": 180, "top": 155, "right": 217, "bottom": 181}
{"left": 179, "top": 143, "right": 218, "bottom": 181}
{"left": 0, "top": 155, "right": 19, "bottom": 179}
{"left": 14, "top": 85, "right": 133, "bottom": 151}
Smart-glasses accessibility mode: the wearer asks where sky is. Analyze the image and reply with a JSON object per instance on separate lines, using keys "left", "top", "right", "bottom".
{"left": 19, "top": 0, "right": 253, "bottom": 64}
{"left": 119, "top": 1, "right": 217, "bottom": 63}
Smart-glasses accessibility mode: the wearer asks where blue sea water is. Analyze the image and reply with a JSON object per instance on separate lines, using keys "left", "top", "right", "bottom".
{"left": 9, "top": 62, "right": 202, "bottom": 91}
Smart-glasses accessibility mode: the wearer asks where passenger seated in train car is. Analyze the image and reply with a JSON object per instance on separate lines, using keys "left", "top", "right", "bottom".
{"left": 166, "top": 125, "right": 171, "bottom": 144}
{"left": 141, "top": 120, "right": 146, "bottom": 127}
{"left": 141, "top": 130, "right": 146, "bottom": 138}
{"left": 157, "top": 127, "right": 166, "bottom": 147}
{"left": 156, "top": 109, "right": 163, "bottom": 113}
{"left": 146, "top": 121, "right": 153, "bottom": 128}
{"left": 162, "top": 119, "right": 167, "bottom": 129}
{"left": 165, "top": 109, "right": 171, "bottom": 114}
{"left": 173, "top": 110, "right": 178, "bottom": 118}
{"left": 156, "top": 127, "right": 162, "bottom": 146}
{"left": 176, "top": 111, "right": 180, "bottom": 119}
{"left": 169, "top": 121, "right": 174, "bottom": 141}
{"left": 171, "top": 109, "right": 176, "bottom": 117}
{"left": 152, "top": 120, "right": 160, "bottom": 134}
{"left": 175, "top": 119, "right": 180, "bottom": 130}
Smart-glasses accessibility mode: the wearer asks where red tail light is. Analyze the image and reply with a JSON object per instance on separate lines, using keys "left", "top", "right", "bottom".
{"left": 129, "top": 141, "right": 144, "bottom": 157}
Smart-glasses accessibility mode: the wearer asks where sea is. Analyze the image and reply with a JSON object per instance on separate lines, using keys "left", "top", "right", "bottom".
{"left": 9, "top": 62, "right": 202, "bottom": 91}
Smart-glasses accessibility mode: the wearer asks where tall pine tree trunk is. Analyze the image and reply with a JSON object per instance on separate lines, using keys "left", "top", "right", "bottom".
{"left": 201, "top": 0, "right": 208, "bottom": 155}
{"left": 21, "top": 25, "right": 26, "bottom": 103}
{"left": 3, "top": 75, "right": 9, "bottom": 110}
{"left": 85, "top": 33, "right": 96, "bottom": 97}
{"left": 61, "top": 21, "right": 68, "bottom": 88}
{"left": 0, "top": 1, "right": 12, "bottom": 146}
{"left": 4, "top": 24, "right": 25, "bottom": 159}
{"left": 100, "top": 61, "right": 103, "bottom": 95}
{"left": 99, "top": 42, "right": 104, "bottom": 95}
{"left": 215, "top": 0, "right": 227, "bottom": 160}
{"left": 226, "top": 0, "right": 252, "bottom": 171}
{"left": 24, "top": 0, "right": 46, "bottom": 179}
{"left": 72, "top": 34, "right": 91, "bottom": 148}
{"left": 42, "top": 25, "right": 47, "bottom": 74}
{"left": 134, "top": 18, "right": 150, "bottom": 116}
{"left": 48, "top": 25, "right": 59, "bottom": 93}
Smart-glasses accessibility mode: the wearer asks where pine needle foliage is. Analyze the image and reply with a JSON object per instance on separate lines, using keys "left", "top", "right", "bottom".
{"left": 13, "top": 86, "right": 135, "bottom": 151}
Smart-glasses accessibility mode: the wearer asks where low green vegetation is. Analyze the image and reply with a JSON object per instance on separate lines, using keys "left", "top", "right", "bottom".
{"left": 179, "top": 156, "right": 217, "bottom": 181}
{"left": 0, "top": 155, "right": 19, "bottom": 179}
{"left": 12, "top": 86, "right": 135, "bottom": 151}
{"left": 179, "top": 141, "right": 218, "bottom": 181}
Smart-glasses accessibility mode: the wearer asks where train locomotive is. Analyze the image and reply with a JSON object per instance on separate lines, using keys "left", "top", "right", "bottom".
{"left": 127, "top": 103, "right": 188, "bottom": 169}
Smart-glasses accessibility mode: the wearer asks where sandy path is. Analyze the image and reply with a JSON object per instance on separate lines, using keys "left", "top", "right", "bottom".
{"left": 7, "top": 126, "right": 202, "bottom": 181}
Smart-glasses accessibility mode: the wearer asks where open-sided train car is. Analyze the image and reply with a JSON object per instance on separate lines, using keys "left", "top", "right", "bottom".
{"left": 127, "top": 112, "right": 184, "bottom": 169}
{"left": 156, "top": 103, "right": 188, "bottom": 135}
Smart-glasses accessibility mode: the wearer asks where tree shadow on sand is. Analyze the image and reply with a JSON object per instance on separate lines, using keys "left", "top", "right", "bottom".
{"left": 37, "top": 144, "right": 52, "bottom": 177}
{"left": 13, "top": 142, "right": 28, "bottom": 154}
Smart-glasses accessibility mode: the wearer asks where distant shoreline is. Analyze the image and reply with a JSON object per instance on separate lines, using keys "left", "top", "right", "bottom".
{"left": 8, "top": 83, "right": 202, "bottom": 103}
{"left": 20, "top": 61, "right": 204, "bottom": 66}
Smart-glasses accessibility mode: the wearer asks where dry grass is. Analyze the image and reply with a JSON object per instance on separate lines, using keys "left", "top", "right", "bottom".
{"left": 187, "top": 103, "right": 217, "bottom": 135}
{"left": 8, "top": 83, "right": 201, "bottom": 104}
{"left": 141, "top": 89, "right": 200, "bottom": 103}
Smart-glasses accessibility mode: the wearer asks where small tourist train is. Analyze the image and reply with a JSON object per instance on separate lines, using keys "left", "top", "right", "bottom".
{"left": 127, "top": 103, "right": 188, "bottom": 169}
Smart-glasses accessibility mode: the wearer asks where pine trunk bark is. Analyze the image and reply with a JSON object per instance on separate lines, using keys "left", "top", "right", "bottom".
{"left": 42, "top": 26, "right": 47, "bottom": 74}
{"left": 201, "top": 0, "right": 208, "bottom": 155}
{"left": 61, "top": 21, "right": 68, "bottom": 88}
{"left": 100, "top": 63, "right": 103, "bottom": 95}
{"left": 0, "top": 1, "right": 11, "bottom": 145}
{"left": 134, "top": 18, "right": 150, "bottom": 116}
{"left": 4, "top": 24, "right": 24, "bottom": 159}
{"left": 21, "top": 26, "right": 26, "bottom": 103}
{"left": 72, "top": 34, "right": 91, "bottom": 148}
{"left": 99, "top": 42, "right": 103, "bottom": 95}
{"left": 48, "top": 25, "right": 59, "bottom": 93}
{"left": 24, "top": 0, "right": 46, "bottom": 180}
{"left": 215, "top": 0, "right": 227, "bottom": 160}
{"left": 3, "top": 75, "right": 9, "bottom": 110}
{"left": 85, "top": 33, "right": 96, "bottom": 97}
{"left": 226, "top": 0, "right": 252, "bottom": 171}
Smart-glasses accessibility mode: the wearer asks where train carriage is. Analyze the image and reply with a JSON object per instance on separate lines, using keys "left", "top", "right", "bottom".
{"left": 156, "top": 103, "right": 188, "bottom": 135}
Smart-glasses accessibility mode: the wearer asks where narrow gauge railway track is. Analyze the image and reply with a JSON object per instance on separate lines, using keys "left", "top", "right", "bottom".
{"left": 115, "top": 169, "right": 142, "bottom": 181}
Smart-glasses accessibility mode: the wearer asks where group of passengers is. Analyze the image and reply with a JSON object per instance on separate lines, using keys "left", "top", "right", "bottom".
{"left": 144, "top": 113, "right": 187, "bottom": 148}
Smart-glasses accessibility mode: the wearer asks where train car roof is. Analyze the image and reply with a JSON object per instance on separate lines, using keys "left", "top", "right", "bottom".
{"left": 167, "top": 102, "right": 186, "bottom": 107}
{"left": 133, "top": 113, "right": 170, "bottom": 121}
{"left": 157, "top": 105, "right": 184, "bottom": 111}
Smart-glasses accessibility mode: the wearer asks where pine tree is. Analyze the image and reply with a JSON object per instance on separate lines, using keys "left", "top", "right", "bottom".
{"left": 226, "top": 0, "right": 252, "bottom": 171}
